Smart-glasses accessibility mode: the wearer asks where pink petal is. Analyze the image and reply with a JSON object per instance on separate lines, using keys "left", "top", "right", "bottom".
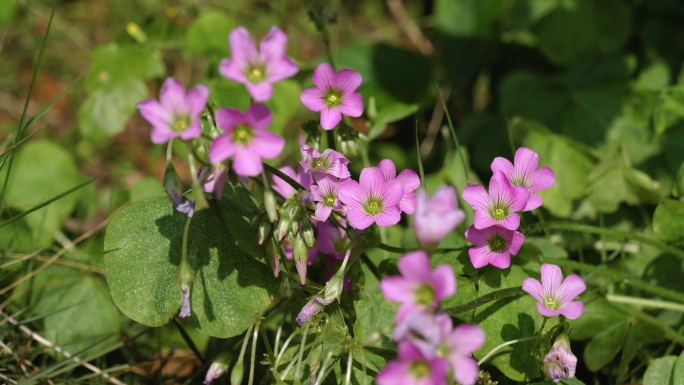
{"left": 398, "top": 251, "right": 432, "bottom": 283}
{"left": 219, "top": 58, "right": 247, "bottom": 83}
{"left": 232, "top": 147, "right": 263, "bottom": 176}
{"left": 451, "top": 356, "right": 480, "bottom": 385}
{"left": 378, "top": 159, "right": 397, "bottom": 180}
{"left": 374, "top": 205, "right": 401, "bottom": 227}
{"left": 473, "top": 209, "right": 499, "bottom": 230}
{"left": 179, "top": 121, "right": 202, "bottom": 140}
{"left": 559, "top": 301, "right": 584, "bottom": 319}
{"left": 208, "top": 134, "right": 236, "bottom": 163}
{"left": 490, "top": 156, "right": 515, "bottom": 178}
{"left": 379, "top": 180, "right": 404, "bottom": 208}
{"left": 245, "top": 103, "right": 273, "bottom": 130}
{"left": 252, "top": 129, "right": 284, "bottom": 159}
{"left": 450, "top": 324, "right": 485, "bottom": 355}
{"left": 359, "top": 167, "right": 386, "bottom": 195}
{"left": 300, "top": 88, "right": 326, "bottom": 112}
{"left": 509, "top": 231, "right": 525, "bottom": 255}
{"left": 137, "top": 99, "right": 170, "bottom": 128}
{"left": 509, "top": 185, "right": 531, "bottom": 213}
{"left": 346, "top": 208, "right": 375, "bottom": 230}
{"left": 524, "top": 193, "right": 543, "bottom": 211}
{"left": 432, "top": 265, "right": 456, "bottom": 301}
{"left": 496, "top": 212, "right": 521, "bottom": 231}
{"left": 229, "top": 27, "right": 259, "bottom": 65}
{"left": 150, "top": 126, "right": 175, "bottom": 144}
{"left": 529, "top": 166, "right": 555, "bottom": 192}
{"left": 320, "top": 107, "right": 342, "bottom": 130}
{"left": 265, "top": 57, "right": 299, "bottom": 82}
{"left": 540, "top": 264, "right": 564, "bottom": 294}
{"left": 399, "top": 192, "right": 416, "bottom": 214}
{"left": 461, "top": 184, "right": 489, "bottom": 212}
{"left": 557, "top": 274, "right": 586, "bottom": 304}
{"left": 215, "top": 107, "right": 245, "bottom": 131}
{"left": 536, "top": 301, "right": 563, "bottom": 317}
{"left": 469, "top": 247, "right": 495, "bottom": 269}
{"left": 185, "top": 84, "right": 209, "bottom": 116}
{"left": 514, "top": 147, "right": 540, "bottom": 177}
{"left": 335, "top": 69, "right": 362, "bottom": 94}
{"left": 315, "top": 204, "right": 333, "bottom": 222}
{"left": 376, "top": 361, "right": 409, "bottom": 385}
{"left": 465, "top": 226, "right": 490, "bottom": 247}
{"left": 259, "top": 26, "right": 287, "bottom": 62}
{"left": 272, "top": 166, "right": 297, "bottom": 199}
{"left": 488, "top": 252, "right": 512, "bottom": 269}
{"left": 338, "top": 180, "right": 365, "bottom": 209}
{"left": 159, "top": 77, "right": 186, "bottom": 115}
{"left": 338, "top": 92, "right": 364, "bottom": 117}
{"left": 246, "top": 82, "right": 274, "bottom": 102}
{"left": 312, "top": 62, "right": 336, "bottom": 90}
{"left": 522, "top": 278, "right": 544, "bottom": 302}
{"left": 396, "top": 169, "right": 421, "bottom": 192}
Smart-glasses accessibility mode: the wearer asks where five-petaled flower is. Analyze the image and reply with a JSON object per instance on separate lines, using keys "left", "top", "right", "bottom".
{"left": 413, "top": 186, "right": 465, "bottom": 251}
{"left": 299, "top": 136, "right": 351, "bottom": 180}
{"left": 462, "top": 171, "right": 530, "bottom": 231}
{"left": 300, "top": 63, "right": 364, "bottom": 130}
{"left": 465, "top": 225, "right": 525, "bottom": 269}
{"left": 376, "top": 342, "right": 449, "bottom": 385}
{"left": 491, "top": 147, "right": 555, "bottom": 211}
{"left": 338, "top": 167, "right": 403, "bottom": 230}
{"left": 208, "top": 103, "right": 285, "bottom": 177}
{"left": 137, "top": 77, "right": 208, "bottom": 144}
{"left": 311, "top": 176, "right": 345, "bottom": 222}
{"left": 219, "top": 26, "right": 298, "bottom": 101}
{"left": 378, "top": 159, "right": 420, "bottom": 214}
{"left": 522, "top": 263, "right": 586, "bottom": 319}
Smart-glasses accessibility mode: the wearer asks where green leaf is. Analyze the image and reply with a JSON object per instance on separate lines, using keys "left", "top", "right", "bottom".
{"left": 84, "top": 44, "right": 164, "bottom": 91}
{"left": 673, "top": 163, "right": 684, "bottom": 198}
{"left": 207, "top": 77, "right": 251, "bottom": 112}
{"left": 104, "top": 197, "right": 278, "bottom": 337}
{"left": 265, "top": 80, "right": 302, "bottom": 135}
{"left": 673, "top": 351, "right": 684, "bottom": 385}
{"left": 654, "top": 86, "right": 684, "bottom": 135}
{"left": 367, "top": 102, "right": 419, "bottom": 140}
{"left": 653, "top": 199, "right": 684, "bottom": 244}
{"left": 618, "top": 321, "right": 665, "bottom": 382}
{"left": 353, "top": 291, "right": 399, "bottom": 350}
{"left": 474, "top": 265, "right": 550, "bottom": 381}
{"left": 0, "top": 0, "right": 17, "bottom": 23}
{"left": 215, "top": 183, "right": 263, "bottom": 261}
{"left": 569, "top": 300, "right": 626, "bottom": 340}
{"left": 0, "top": 139, "right": 83, "bottom": 245}
{"left": 643, "top": 355, "right": 677, "bottom": 385}
{"left": 184, "top": 9, "right": 236, "bottom": 58}
{"left": 129, "top": 177, "right": 165, "bottom": 203}
{"left": 583, "top": 319, "right": 629, "bottom": 372}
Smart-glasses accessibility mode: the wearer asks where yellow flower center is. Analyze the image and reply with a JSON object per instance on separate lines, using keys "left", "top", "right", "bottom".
{"left": 323, "top": 195, "right": 335, "bottom": 207}
{"left": 545, "top": 297, "right": 559, "bottom": 310}
{"left": 487, "top": 234, "right": 507, "bottom": 252}
{"left": 364, "top": 198, "right": 382, "bottom": 215}
{"left": 413, "top": 284, "right": 435, "bottom": 307}
{"left": 323, "top": 88, "right": 343, "bottom": 108}
{"left": 231, "top": 124, "right": 254, "bottom": 145}
{"left": 246, "top": 64, "right": 266, "bottom": 83}
{"left": 409, "top": 361, "right": 430, "bottom": 379}
{"left": 171, "top": 115, "right": 190, "bottom": 132}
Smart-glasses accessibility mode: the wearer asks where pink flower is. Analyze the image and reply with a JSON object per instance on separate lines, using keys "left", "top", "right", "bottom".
{"left": 522, "top": 264, "right": 586, "bottom": 319}
{"left": 338, "top": 167, "right": 403, "bottom": 230}
{"left": 491, "top": 147, "right": 555, "bottom": 211}
{"left": 219, "top": 26, "right": 298, "bottom": 102}
{"left": 137, "top": 77, "right": 208, "bottom": 144}
{"left": 461, "top": 171, "right": 530, "bottom": 231}
{"left": 543, "top": 333, "right": 577, "bottom": 382}
{"left": 299, "top": 136, "right": 351, "bottom": 180}
{"left": 377, "top": 342, "right": 449, "bottom": 385}
{"left": 428, "top": 315, "right": 485, "bottom": 385}
{"left": 272, "top": 166, "right": 313, "bottom": 199}
{"left": 311, "top": 176, "right": 345, "bottom": 221}
{"left": 208, "top": 103, "right": 284, "bottom": 177}
{"left": 317, "top": 219, "right": 353, "bottom": 260}
{"left": 413, "top": 186, "right": 465, "bottom": 250}
{"left": 380, "top": 251, "right": 456, "bottom": 322}
{"left": 378, "top": 159, "right": 420, "bottom": 214}
{"left": 300, "top": 63, "right": 364, "bottom": 130}
{"left": 465, "top": 225, "right": 525, "bottom": 269}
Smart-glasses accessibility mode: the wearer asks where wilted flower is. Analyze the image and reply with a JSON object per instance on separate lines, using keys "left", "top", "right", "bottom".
{"left": 491, "top": 147, "right": 555, "bottom": 211}
{"left": 522, "top": 264, "right": 586, "bottom": 319}
{"left": 377, "top": 159, "right": 420, "bottom": 214}
{"left": 299, "top": 136, "right": 351, "bottom": 180}
{"left": 338, "top": 167, "right": 403, "bottom": 230}
{"left": 300, "top": 63, "right": 364, "bottom": 130}
{"left": 208, "top": 103, "right": 284, "bottom": 177}
{"left": 413, "top": 186, "right": 465, "bottom": 250}
{"left": 137, "top": 77, "right": 208, "bottom": 144}
{"left": 296, "top": 296, "right": 324, "bottom": 324}
{"left": 377, "top": 342, "right": 449, "bottom": 385}
{"left": 462, "top": 171, "right": 529, "bottom": 231}
{"left": 465, "top": 225, "right": 524, "bottom": 269}
{"left": 219, "top": 26, "right": 298, "bottom": 101}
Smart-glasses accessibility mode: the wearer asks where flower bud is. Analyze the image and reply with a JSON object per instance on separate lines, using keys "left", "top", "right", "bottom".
{"left": 543, "top": 333, "right": 577, "bottom": 382}
{"left": 264, "top": 189, "right": 278, "bottom": 222}
{"left": 193, "top": 140, "right": 208, "bottom": 162}
{"left": 230, "top": 362, "right": 244, "bottom": 385}
{"left": 178, "top": 259, "right": 194, "bottom": 318}
{"left": 204, "top": 352, "right": 230, "bottom": 385}
{"left": 257, "top": 216, "right": 272, "bottom": 245}
{"left": 301, "top": 220, "right": 316, "bottom": 248}
{"left": 292, "top": 234, "right": 309, "bottom": 285}
{"left": 164, "top": 162, "right": 194, "bottom": 217}
{"left": 308, "top": 344, "right": 323, "bottom": 384}
{"left": 335, "top": 123, "right": 359, "bottom": 157}
{"left": 296, "top": 296, "right": 324, "bottom": 324}
{"left": 276, "top": 201, "right": 292, "bottom": 240}
{"left": 265, "top": 238, "right": 281, "bottom": 278}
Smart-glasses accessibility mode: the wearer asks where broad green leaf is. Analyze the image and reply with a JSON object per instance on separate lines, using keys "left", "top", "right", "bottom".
{"left": 674, "top": 351, "right": 684, "bottom": 385}
{"left": 583, "top": 319, "right": 629, "bottom": 372}
{"left": 473, "top": 265, "right": 551, "bottom": 381}
{"left": 184, "top": 9, "right": 236, "bottom": 58}
{"left": 353, "top": 291, "right": 399, "bottom": 349}
{"left": 653, "top": 199, "right": 684, "bottom": 244}
{"left": 569, "top": 300, "right": 626, "bottom": 341}
{"left": 207, "top": 77, "right": 251, "bottom": 112}
{"left": 635, "top": 61, "right": 671, "bottom": 91}
{"left": 532, "top": 0, "right": 631, "bottom": 66}
{"left": 104, "top": 197, "right": 278, "bottom": 337}
{"left": 654, "top": 86, "right": 684, "bottom": 135}
{"left": 643, "top": 355, "right": 677, "bottom": 385}
{"left": 215, "top": 183, "right": 263, "bottom": 261}
{"left": 84, "top": 44, "right": 164, "bottom": 91}
{"left": 129, "top": 177, "right": 165, "bottom": 203}
{"left": 618, "top": 321, "right": 665, "bottom": 382}
{"left": 674, "top": 163, "right": 684, "bottom": 198}
{"left": 525, "top": 237, "right": 568, "bottom": 260}
{"left": 367, "top": 102, "right": 419, "bottom": 140}
{"left": 519, "top": 121, "right": 595, "bottom": 217}
{"left": 0, "top": 0, "right": 17, "bottom": 23}
{"left": 0, "top": 139, "right": 83, "bottom": 246}
{"left": 265, "top": 80, "right": 302, "bottom": 135}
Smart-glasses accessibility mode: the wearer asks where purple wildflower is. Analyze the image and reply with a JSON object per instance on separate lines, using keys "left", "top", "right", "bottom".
{"left": 412, "top": 186, "right": 465, "bottom": 250}
{"left": 179, "top": 287, "right": 191, "bottom": 318}
{"left": 439, "top": 323, "right": 485, "bottom": 385}
{"left": 299, "top": 136, "right": 351, "bottom": 180}
{"left": 393, "top": 311, "right": 450, "bottom": 359}
{"left": 137, "top": 77, "right": 208, "bottom": 144}
{"left": 199, "top": 166, "right": 228, "bottom": 200}
{"left": 522, "top": 264, "right": 586, "bottom": 319}
{"left": 338, "top": 167, "right": 403, "bottom": 230}
{"left": 380, "top": 251, "right": 456, "bottom": 322}
{"left": 272, "top": 166, "right": 313, "bottom": 199}
{"left": 300, "top": 63, "right": 364, "bottom": 130}
{"left": 208, "top": 103, "right": 284, "bottom": 177}
{"left": 311, "top": 176, "right": 345, "bottom": 221}
{"left": 296, "top": 296, "right": 324, "bottom": 324}
{"left": 317, "top": 219, "right": 353, "bottom": 260}
{"left": 378, "top": 159, "right": 420, "bottom": 214}
{"left": 377, "top": 342, "right": 448, "bottom": 385}
{"left": 543, "top": 333, "right": 577, "bottom": 382}
{"left": 461, "top": 171, "right": 530, "bottom": 231}
{"left": 325, "top": 258, "right": 352, "bottom": 292}
{"left": 491, "top": 147, "right": 555, "bottom": 211}
{"left": 465, "top": 225, "right": 525, "bottom": 269}
{"left": 219, "top": 26, "right": 298, "bottom": 102}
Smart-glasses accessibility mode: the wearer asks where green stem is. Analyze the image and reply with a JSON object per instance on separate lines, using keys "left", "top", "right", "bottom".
{"left": 262, "top": 163, "right": 305, "bottom": 191}
{"left": 605, "top": 300, "right": 684, "bottom": 347}
{"left": 477, "top": 336, "right": 540, "bottom": 366}
{"left": 435, "top": 84, "right": 469, "bottom": 184}
{"left": 606, "top": 294, "right": 684, "bottom": 313}
{"left": 172, "top": 318, "right": 205, "bottom": 364}
{"left": 444, "top": 287, "right": 525, "bottom": 316}
{"left": 248, "top": 318, "right": 260, "bottom": 385}
{"left": 181, "top": 215, "right": 192, "bottom": 265}
{"left": 415, "top": 121, "right": 426, "bottom": 192}
{"left": 186, "top": 143, "right": 208, "bottom": 209}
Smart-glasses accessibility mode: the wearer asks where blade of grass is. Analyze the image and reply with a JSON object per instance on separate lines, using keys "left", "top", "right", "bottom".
{"left": 414, "top": 121, "right": 425, "bottom": 191}
{"left": 435, "top": 83, "right": 469, "bottom": 184}
{"left": 0, "top": 174, "right": 104, "bottom": 230}
{"left": 0, "top": 0, "right": 59, "bottom": 214}
{"left": 0, "top": 128, "right": 42, "bottom": 161}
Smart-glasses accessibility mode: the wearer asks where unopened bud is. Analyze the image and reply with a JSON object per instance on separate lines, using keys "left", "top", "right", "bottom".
{"left": 308, "top": 344, "right": 323, "bottom": 383}
{"left": 230, "top": 362, "right": 244, "bottom": 385}
{"left": 204, "top": 352, "right": 230, "bottom": 385}
{"left": 193, "top": 140, "right": 208, "bottom": 162}
{"left": 321, "top": 267, "right": 343, "bottom": 305}
{"left": 276, "top": 201, "right": 292, "bottom": 240}
{"left": 292, "top": 234, "right": 308, "bottom": 285}
{"left": 178, "top": 259, "right": 194, "bottom": 318}
{"left": 257, "top": 216, "right": 272, "bottom": 245}
{"left": 543, "top": 333, "right": 577, "bottom": 382}
{"left": 296, "top": 296, "right": 324, "bottom": 324}
{"left": 264, "top": 189, "right": 278, "bottom": 222}
{"left": 164, "top": 162, "right": 194, "bottom": 217}
{"left": 301, "top": 220, "right": 316, "bottom": 248}
{"left": 265, "top": 238, "right": 281, "bottom": 278}
{"left": 336, "top": 123, "right": 359, "bottom": 157}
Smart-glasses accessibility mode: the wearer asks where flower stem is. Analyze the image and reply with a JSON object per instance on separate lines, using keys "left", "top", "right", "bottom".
{"left": 262, "top": 162, "right": 305, "bottom": 191}
{"left": 443, "top": 287, "right": 525, "bottom": 316}
{"left": 186, "top": 143, "right": 208, "bottom": 210}
{"left": 477, "top": 336, "right": 540, "bottom": 366}
{"left": 606, "top": 294, "right": 684, "bottom": 313}
{"left": 435, "top": 83, "right": 469, "bottom": 184}
{"left": 248, "top": 318, "right": 260, "bottom": 385}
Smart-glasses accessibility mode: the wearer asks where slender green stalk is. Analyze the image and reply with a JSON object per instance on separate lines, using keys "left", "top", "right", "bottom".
{"left": 606, "top": 294, "right": 684, "bottom": 312}
{"left": 186, "top": 143, "right": 208, "bottom": 209}
{"left": 477, "top": 336, "right": 540, "bottom": 365}
{"left": 273, "top": 329, "right": 300, "bottom": 375}
{"left": 345, "top": 348, "right": 353, "bottom": 385}
{"left": 248, "top": 318, "right": 261, "bottom": 385}
{"left": 172, "top": 319, "right": 205, "bottom": 364}
{"left": 435, "top": 84, "right": 469, "bottom": 184}
{"left": 505, "top": 117, "right": 516, "bottom": 156}
{"left": 444, "top": 287, "right": 525, "bottom": 316}
{"left": 262, "top": 163, "right": 305, "bottom": 191}
{"left": 294, "top": 321, "right": 311, "bottom": 380}
{"left": 313, "top": 351, "right": 334, "bottom": 385}
{"left": 605, "top": 300, "right": 684, "bottom": 346}
{"left": 415, "top": 121, "right": 426, "bottom": 191}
